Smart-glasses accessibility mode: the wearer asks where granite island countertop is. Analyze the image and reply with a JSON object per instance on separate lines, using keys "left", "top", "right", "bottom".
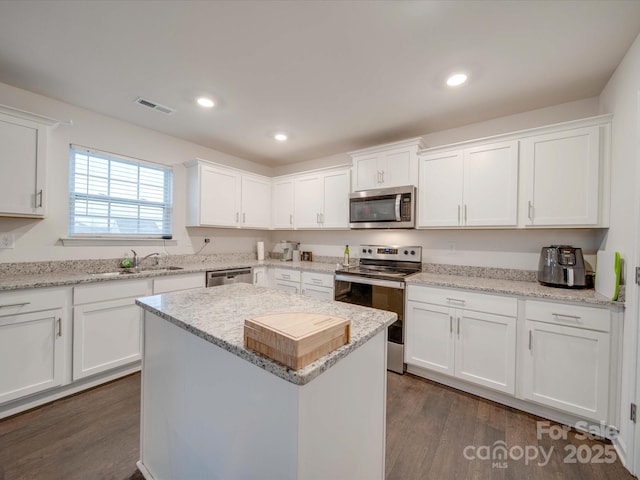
{"left": 406, "top": 272, "right": 622, "bottom": 308}
{"left": 135, "top": 283, "right": 396, "bottom": 385}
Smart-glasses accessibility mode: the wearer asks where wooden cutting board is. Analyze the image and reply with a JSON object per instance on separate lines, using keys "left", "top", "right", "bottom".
{"left": 244, "top": 312, "right": 350, "bottom": 370}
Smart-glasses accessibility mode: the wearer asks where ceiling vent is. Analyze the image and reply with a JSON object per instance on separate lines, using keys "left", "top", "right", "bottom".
{"left": 134, "top": 97, "right": 176, "bottom": 115}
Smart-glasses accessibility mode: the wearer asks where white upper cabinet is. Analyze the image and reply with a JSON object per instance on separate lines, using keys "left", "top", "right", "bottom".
{"left": 418, "top": 140, "right": 518, "bottom": 227}
{"left": 350, "top": 137, "right": 425, "bottom": 191}
{"left": 520, "top": 124, "right": 604, "bottom": 226}
{"left": 271, "top": 178, "right": 295, "bottom": 229}
{"left": 0, "top": 105, "right": 57, "bottom": 218}
{"left": 241, "top": 174, "right": 271, "bottom": 228}
{"left": 416, "top": 115, "right": 611, "bottom": 229}
{"left": 293, "top": 168, "right": 350, "bottom": 229}
{"left": 185, "top": 159, "right": 270, "bottom": 229}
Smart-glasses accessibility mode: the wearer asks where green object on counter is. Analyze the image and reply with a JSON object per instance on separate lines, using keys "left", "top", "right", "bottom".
{"left": 612, "top": 252, "right": 621, "bottom": 301}
{"left": 121, "top": 258, "right": 132, "bottom": 269}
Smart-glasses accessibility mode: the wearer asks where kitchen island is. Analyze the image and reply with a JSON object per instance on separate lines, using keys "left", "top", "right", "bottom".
{"left": 135, "top": 283, "right": 396, "bottom": 480}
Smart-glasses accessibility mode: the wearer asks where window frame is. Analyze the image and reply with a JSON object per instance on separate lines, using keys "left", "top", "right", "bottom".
{"left": 68, "top": 145, "right": 174, "bottom": 239}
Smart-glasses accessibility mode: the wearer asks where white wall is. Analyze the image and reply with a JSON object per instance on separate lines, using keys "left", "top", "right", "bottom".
{"left": 0, "top": 81, "right": 271, "bottom": 262}
{"left": 598, "top": 31, "right": 640, "bottom": 472}
{"left": 0, "top": 82, "right": 605, "bottom": 269}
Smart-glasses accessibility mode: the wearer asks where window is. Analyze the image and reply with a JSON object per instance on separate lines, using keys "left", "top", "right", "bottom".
{"left": 69, "top": 146, "right": 173, "bottom": 237}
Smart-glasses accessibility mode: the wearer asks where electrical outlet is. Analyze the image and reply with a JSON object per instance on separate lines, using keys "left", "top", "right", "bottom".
{"left": 204, "top": 238, "right": 211, "bottom": 244}
{"left": 0, "top": 233, "right": 15, "bottom": 249}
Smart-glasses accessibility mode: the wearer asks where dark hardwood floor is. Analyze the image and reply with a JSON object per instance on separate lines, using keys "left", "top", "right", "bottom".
{"left": 0, "top": 372, "right": 635, "bottom": 479}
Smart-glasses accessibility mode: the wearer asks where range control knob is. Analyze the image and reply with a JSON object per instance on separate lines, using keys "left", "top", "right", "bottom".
{"left": 367, "top": 249, "right": 372, "bottom": 254}
{"left": 404, "top": 250, "right": 409, "bottom": 255}
{"left": 411, "top": 250, "right": 416, "bottom": 255}
{"left": 362, "top": 248, "right": 367, "bottom": 254}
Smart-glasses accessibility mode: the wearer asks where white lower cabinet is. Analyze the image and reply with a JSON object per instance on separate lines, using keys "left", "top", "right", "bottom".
{"left": 153, "top": 272, "right": 205, "bottom": 294}
{"left": 301, "top": 271, "right": 334, "bottom": 300}
{"left": 0, "top": 288, "right": 69, "bottom": 404}
{"left": 521, "top": 300, "right": 611, "bottom": 422}
{"left": 73, "top": 279, "right": 151, "bottom": 380}
{"left": 273, "top": 268, "right": 301, "bottom": 294}
{"left": 406, "top": 285, "right": 517, "bottom": 395}
{"left": 252, "top": 266, "right": 269, "bottom": 287}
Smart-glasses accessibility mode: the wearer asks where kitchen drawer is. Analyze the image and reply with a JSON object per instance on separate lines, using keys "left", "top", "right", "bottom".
{"left": 74, "top": 279, "right": 151, "bottom": 305}
{"left": 153, "top": 273, "right": 205, "bottom": 294}
{"left": 407, "top": 285, "right": 517, "bottom": 317}
{"left": 525, "top": 300, "right": 610, "bottom": 332}
{"left": 274, "top": 268, "right": 301, "bottom": 283}
{"left": 302, "top": 271, "right": 334, "bottom": 288}
{"left": 0, "top": 287, "right": 68, "bottom": 316}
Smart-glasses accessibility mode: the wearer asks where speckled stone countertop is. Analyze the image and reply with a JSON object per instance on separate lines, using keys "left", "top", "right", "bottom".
{"left": 0, "top": 257, "right": 337, "bottom": 292}
{"left": 136, "top": 283, "right": 396, "bottom": 385}
{"left": 406, "top": 272, "right": 621, "bottom": 308}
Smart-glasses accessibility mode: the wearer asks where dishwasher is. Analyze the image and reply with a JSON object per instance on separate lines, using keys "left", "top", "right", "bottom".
{"left": 206, "top": 267, "right": 253, "bottom": 287}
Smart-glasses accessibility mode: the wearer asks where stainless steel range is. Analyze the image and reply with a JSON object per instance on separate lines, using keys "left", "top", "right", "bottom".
{"left": 334, "top": 245, "right": 422, "bottom": 374}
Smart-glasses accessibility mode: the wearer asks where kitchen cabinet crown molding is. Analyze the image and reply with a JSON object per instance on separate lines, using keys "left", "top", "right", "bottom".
{"left": 348, "top": 136, "right": 426, "bottom": 156}
{"left": 0, "top": 103, "right": 60, "bottom": 127}
{"left": 184, "top": 158, "right": 270, "bottom": 181}
{"left": 271, "top": 163, "right": 352, "bottom": 182}
{"left": 418, "top": 114, "right": 612, "bottom": 156}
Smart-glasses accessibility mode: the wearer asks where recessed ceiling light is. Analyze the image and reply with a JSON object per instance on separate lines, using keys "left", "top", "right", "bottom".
{"left": 274, "top": 133, "right": 288, "bottom": 142}
{"left": 197, "top": 97, "right": 215, "bottom": 108}
{"left": 446, "top": 73, "right": 468, "bottom": 87}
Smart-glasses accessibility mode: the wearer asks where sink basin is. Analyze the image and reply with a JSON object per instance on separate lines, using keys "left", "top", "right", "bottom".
{"left": 141, "top": 266, "right": 184, "bottom": 272}
{"left": 90, "top": 266, "right": 184, "bottom": 277}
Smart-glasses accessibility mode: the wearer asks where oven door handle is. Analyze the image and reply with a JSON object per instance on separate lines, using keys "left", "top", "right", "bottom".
{"left": 335, "top": 274, "right": 405, "bottom": 290}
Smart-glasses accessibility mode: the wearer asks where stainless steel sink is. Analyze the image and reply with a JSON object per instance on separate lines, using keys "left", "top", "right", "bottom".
{"left": 90, "top": 266, "right": 184, "bottom": 277}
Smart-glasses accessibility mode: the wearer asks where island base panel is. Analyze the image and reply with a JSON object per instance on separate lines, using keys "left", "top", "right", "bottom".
{"left": 139, "top": 311, "right": 386, "bottom": 480}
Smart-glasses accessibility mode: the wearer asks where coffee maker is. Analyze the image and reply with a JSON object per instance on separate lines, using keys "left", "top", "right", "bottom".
{"left": 277, "top": 241, "right": 300, "bottom": 261}
{"left": 538, "top": 245, "right": 591, "bottom": 288}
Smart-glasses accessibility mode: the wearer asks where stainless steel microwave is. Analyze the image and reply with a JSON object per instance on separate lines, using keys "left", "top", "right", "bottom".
{"left": 349, "top": 185, "right": 416, "bottom": 229}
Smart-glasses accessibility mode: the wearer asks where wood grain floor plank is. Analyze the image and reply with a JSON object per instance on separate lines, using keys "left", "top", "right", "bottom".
{"left": 0, "top": 370, "right": 635, "bottom": 480}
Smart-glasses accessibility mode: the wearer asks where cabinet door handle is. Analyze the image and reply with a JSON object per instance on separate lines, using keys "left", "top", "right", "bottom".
{"left": 528, "top": 330, "right": 533, "bottom": 351}
{"left": 527, "top": 201, "right": 534, "bottom": 221}
{"left": 289, "top": 214, "right": 293, "bottom": 225}
{"left": 552, "top": 313, "right": 581, "bottom": 321}
{"left": 57, "top": 317, "right": 62, "bottom": 337}
{"left": 449, "top": 315, "right": 453, "bottom": 334}
{"left": 0, "top": 302, "right": 30, "bottom": 309}
{"left": 457, "top": 316, "right": 460, "bottom": 337}
{"left": 37, "top": 189, "right": 43, "bottom": 208}
{"left": 457, "top": 205, "right": 461, "bottom": 225}
{"left": 243, "top": 212, "right": 246, "bottom": 223}
{"left": 464, "top": 204, "right": 467, "bottom": 224}
{"left": 380, "top": 170, "right": 385, "bottom": 183}
{"left": 236, "top": 212, "right": 239, "bottom": 222}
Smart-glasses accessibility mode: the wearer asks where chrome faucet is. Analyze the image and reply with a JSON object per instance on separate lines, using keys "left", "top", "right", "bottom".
{"left": 131, "top": 250, "right": 160, "bottom": 268}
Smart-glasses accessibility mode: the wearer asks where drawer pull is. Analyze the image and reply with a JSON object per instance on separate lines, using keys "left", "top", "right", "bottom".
{"left": 312, "top": 278, "right": 322, "bottom": 284}
{"left": 446, "top": 297, "right": 466, "bottom": 305}
{"left": 529, "top": 330, "right": 533, "bottom": 351}
{"left": 552, "top": 313, "right": 581, "bottom": 321}
{"left": 0, "top": 302, "right": 30, "bottom": 309}
{"left": 57, "top": 317, "right": 62, "bottom": 337}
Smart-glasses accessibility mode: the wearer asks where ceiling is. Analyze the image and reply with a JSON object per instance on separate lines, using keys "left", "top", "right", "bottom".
{"left": 0, "top": 1, "right": 639, "bottom": 167}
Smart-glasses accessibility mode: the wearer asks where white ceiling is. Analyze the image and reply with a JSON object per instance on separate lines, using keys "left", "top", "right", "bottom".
{"left": 0, "top": 1, "right": 639, "bottom": 167}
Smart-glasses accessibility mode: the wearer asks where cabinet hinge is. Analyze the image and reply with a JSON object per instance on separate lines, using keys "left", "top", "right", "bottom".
{"left": 636, "top": 267, "right": 640, "bottom": 285}
{"left": 631, "top": 403, "right": 637, "bottom": 423}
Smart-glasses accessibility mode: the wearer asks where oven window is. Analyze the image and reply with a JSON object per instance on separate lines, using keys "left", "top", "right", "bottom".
{"left": 335, "top": 280, "right": 404, "bottom": 344}
{"left": 350, "top": 195, "right": 397, "bottom": 223}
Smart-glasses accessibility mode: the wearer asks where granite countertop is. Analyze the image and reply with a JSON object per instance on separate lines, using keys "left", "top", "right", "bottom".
{"left": 0, "top": 258, "right": 337, "bottom": 292}
{"left": 406, "top": 272, "right": 621, "bottom": 307}
{"left": 136, "top": 283, "right": 396, "bottom": 385}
